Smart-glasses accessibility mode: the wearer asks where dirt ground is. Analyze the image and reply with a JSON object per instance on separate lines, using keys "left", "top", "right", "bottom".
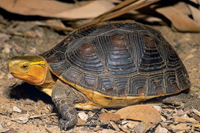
{"left": 0, "top": 13, "right": 200, "bottom": 133}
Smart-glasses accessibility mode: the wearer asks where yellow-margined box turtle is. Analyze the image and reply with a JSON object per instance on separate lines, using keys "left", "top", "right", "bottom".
{"left": 8, "top": 20, "right": 191, "bottom": 130}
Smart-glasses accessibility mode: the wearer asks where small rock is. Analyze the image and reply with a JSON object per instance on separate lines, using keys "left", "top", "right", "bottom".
{"left": 99, "top": 129, "right": 120, "bottom": 133}
{"left": 2, "top": 44, "right": 12, "bottom": 53}
{"left": 35, "top": 29, "right": 44, "bottom": 38}
{"left": 13, "top": 106, "right": 22, "bottom": 113}
{"left": 7, "top": 73, "right": 14, "bottom": 79}
{"left": 0, "top": 72, "right": 5, "bottom": 79}
{"left": 78, "top": 112, "right": 88, "bottom": 121}
{"left": 155, "top": 125, "right": 168, "bottom": 133}
{"left": 6, "top": 121, "right": 12, "bottom": 127}
{"left": 12, "top": 114, "right": 29, "bottom": 124}
{"left": 88, "top": 111, "right": 95, "bottom": 118}
{"left": 7, "top": 128, "right": 17, "bottom": 133}
{"left": 30, "top": 47, "right": 37, "bottom": 53}
{"left": 0, "top": 33, "right": 11, "bottom": 41}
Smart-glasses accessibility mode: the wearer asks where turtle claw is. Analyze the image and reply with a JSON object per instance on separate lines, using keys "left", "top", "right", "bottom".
{"left": 59, "top": 118, "right": 77, "bottom": 130}
{"left": 59, "top": 119, "right": 69, "bottom": 130}
{"left": 59, "top": 119, "right": 74, "bottom": 130}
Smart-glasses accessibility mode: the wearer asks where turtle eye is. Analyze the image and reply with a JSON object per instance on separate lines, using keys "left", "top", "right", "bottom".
{"left": 20, "top": 63, "right": 29, "bottom": 70}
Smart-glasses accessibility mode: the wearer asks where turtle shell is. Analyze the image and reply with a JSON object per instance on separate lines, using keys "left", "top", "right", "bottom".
{"left": 42, "top": 20, "right": 190, "bottom": 106}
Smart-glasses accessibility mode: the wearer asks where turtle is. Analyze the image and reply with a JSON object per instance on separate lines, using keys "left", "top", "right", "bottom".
{"left": 8, "top": 20, "right": 193, "bottom": 130}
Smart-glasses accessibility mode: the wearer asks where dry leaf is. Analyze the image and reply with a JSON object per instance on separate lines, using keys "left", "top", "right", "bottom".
{"left": 77, "top": 118, "right": 86, "bottom": 125}
{"left": 188, "top": 5, "right": 200, "bottom": 23}
{"left": 0, "top": 0, "right": 114, "bottom": 19}
{"left": 109, "top": 121, "right": 120, "bottom": 131}
{"left": 99, "top": 113, "right": 120, "bottom": 123}
{"left": 189, "top": 109, "right": 200, "bottom": 121}
{"left": 0, "top": 0, "right": 74, "bottom": 17}
{"left": 116, "top": 105, "right": 161, "bottom": 123}
{"left": 82, "top": 0, "right": 159, "bottom": 27}
{"left": 173, "top": 115, "right": 197, "bottom": 123}
{"left": 56, "top": 1, "right": 115, "bottom": 19}
{"left": 168, "top": 123, "right": 191, "bottom": 132}
{"left": 156, "top": 6, "right": 200, "bottom": 32}
{"left": 121, "top": 120, "right": 140, "bottom": 129}
{"left": 36, "top": 20, "right": 73, "bottom": 31}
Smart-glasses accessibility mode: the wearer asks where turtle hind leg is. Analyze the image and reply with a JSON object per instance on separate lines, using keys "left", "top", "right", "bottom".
{"left": 162, "top": 92, "right": 200, "bottom": 111}
{"left": 51, "top": 80, "right": 87, "bottom": 130}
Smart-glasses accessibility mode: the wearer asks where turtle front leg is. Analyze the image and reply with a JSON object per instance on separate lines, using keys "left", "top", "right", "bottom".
{"left": 51, "top": 80, "right": 87, "bottom": 130}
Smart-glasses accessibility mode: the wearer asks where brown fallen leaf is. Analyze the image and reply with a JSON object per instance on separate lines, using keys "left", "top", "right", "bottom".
{"left": 0, "top": 0, "right": 114, "bottom": 19}
{"left": 77, "top": 118, "right": 86, "bottom": 125}
{"left": 173, "top": 115, "right": 197, "bottom": 123}
{"left": 121, "top": 120, "right": 140, "bottom": 129}
{"left": 99, "top": 113, "right": 120, "bottom": 123}
{"left": 188, "top": 5, "right": 200, "bottom": 24}
{"left": 116, "top": 105, "right": 161, "bottom": 123}
{"left": 156, "top": 3, "right": 200, "bottom": 32}
{"left": 168, "top": 123, "right": 191, "bottom": 132}
{"left": 109, "top": 121, "right": 120, "bottom": 131}
{"left": 83, "top": 0, "right": 160, "bottom": 27}
{"left": 36, "top": 20, "right": 74, "bottom": 31}
{"left": 188, "top": 109, "right": 200, "bottom": 121}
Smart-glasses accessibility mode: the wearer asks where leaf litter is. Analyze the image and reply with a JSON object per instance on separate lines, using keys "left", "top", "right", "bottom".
{"left": 0, "top": 0, "right": 200, "bottom": 32}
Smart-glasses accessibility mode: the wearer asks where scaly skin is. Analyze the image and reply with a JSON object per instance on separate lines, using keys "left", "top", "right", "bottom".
{"left": 52, "top": 80, "right": 87, "bottom": 130}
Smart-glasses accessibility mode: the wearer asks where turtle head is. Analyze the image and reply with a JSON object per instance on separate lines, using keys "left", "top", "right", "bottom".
{"left": 8, "top": 55, "right": 48, "bottom": 85}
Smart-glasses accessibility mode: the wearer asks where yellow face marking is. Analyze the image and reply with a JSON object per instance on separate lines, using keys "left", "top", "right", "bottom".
{"left": 8, "top": 56, "right": 48, "bottom": 85}
{"left": 30, "top": 61, "right": 46, "bottom": 66}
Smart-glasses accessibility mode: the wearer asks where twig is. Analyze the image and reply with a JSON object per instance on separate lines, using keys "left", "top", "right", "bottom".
{"left": 29, "top": 113, "right": 58, "bottom": 119}
{"left": 78, "top": 122, "right": 108, "bottom": 127}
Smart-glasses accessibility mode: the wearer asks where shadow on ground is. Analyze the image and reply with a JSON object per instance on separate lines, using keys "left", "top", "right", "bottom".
{"left": 9, "top": 82, "right": 53, "bottom": 104}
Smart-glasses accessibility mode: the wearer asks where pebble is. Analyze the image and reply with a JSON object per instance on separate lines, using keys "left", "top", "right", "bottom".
{"left": 13, "top": 106, "right": 22, "bottom": 113}
{"left": 0, "top": 72, "right": 5, "bottom": 80}
{"left": 30, "top": 47, "right": 37, "bottom": 53}
{"left": 11, "top": 114, "right": 29, "bottom": 124}
{"left": 88, "top": 111, "right": 95, "bottom": 118}
{"left": 155, "top": 125, "right": 168, "bottom": 133}
{"left": 78, "top": 112, "right": 88, "bottom": 121}
{"left": 2, "top": 44, "right": 12, "bottom": 53}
